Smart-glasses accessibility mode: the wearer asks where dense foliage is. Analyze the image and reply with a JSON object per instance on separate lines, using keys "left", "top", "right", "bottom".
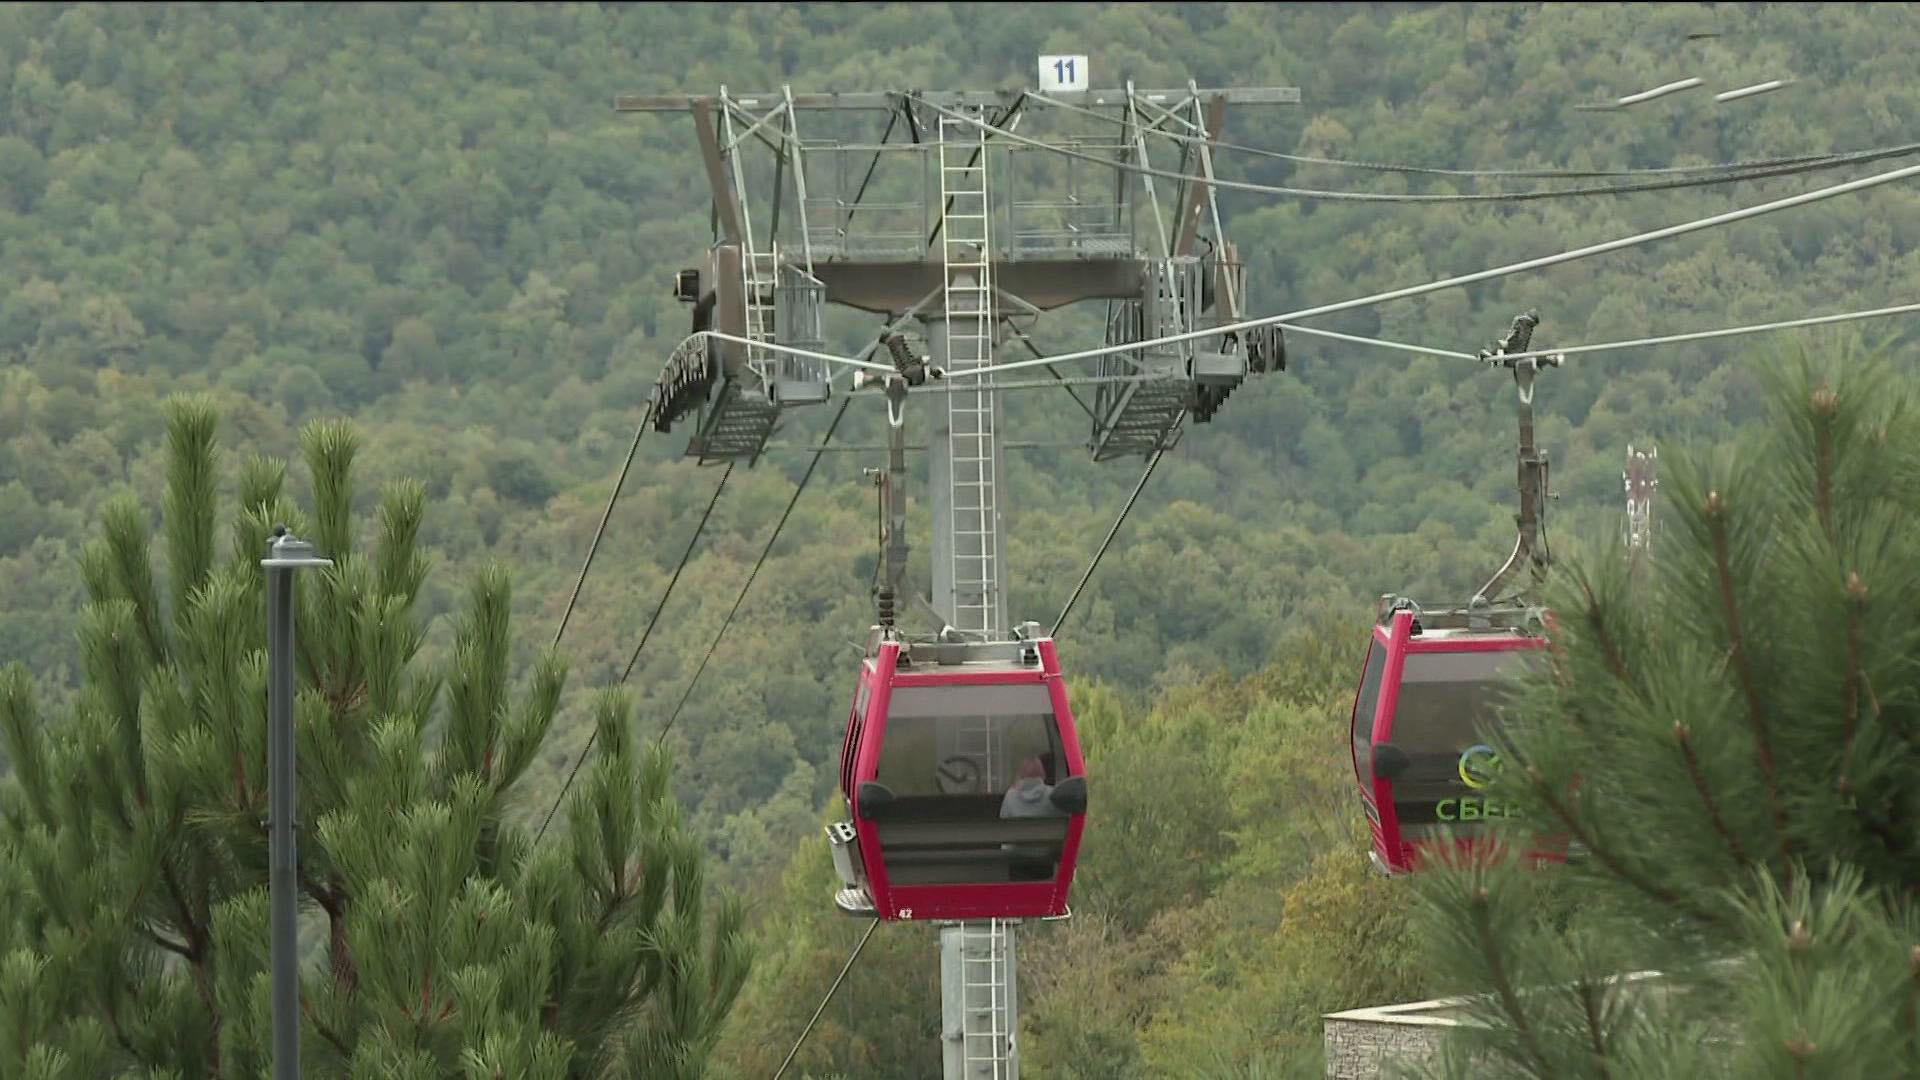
{"left": 1407, "top": 347, "right": 1920, "bottom": 1078}
{"left": 0, "top": 399, "right": 749, "bottom": 1077}
{"left": 3, "top": 2, "right": 1918, "bottom": 1073}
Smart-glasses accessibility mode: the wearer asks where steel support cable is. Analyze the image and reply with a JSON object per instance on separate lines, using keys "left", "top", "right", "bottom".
{"left": 549, "top": 400, "right": 657, "bottom": 652}
{"left": 533, "top": 460, "right": 737, "bottom": 848}
{"left": 904, "top": 305, "right": 1920, "bottom": 397}
{"left": 910, "top": 93, "right": 1920, "bottom": 203}
{"left": 1269, "top": 323, "right": 1477, "bottom": 360}
{"left": 1470, "top": 301, "right": 1920, "bottom": 365}
{"left": 1022, "top": 90, "right": 1900, "bottom": 179}
{"left": 1052, "top": 437, "right": 1171, "bottom": 638}
{"left": 939, "top": 304, "right": 1920, "bottom": 376}
{"left": 684, "top": 301, "right": 1920, "bottom": 400}
{"left": 667, "top": 158, "right": 1920, "bottom": 391}
{"left": 656, "top": 395, "right": 854, "bottom": 745}
{"left": 620, "top": 463, "right": 736, "bottom": 686}
{"left": 770, "top": 917, "right": 881, "bottom": 1080}
{"left": 682, "top": 305, "right": 1920, "bottom": 409}
{"left": 678, "top": 321, "right": 1468, "bottom": 383}
{"left": 927, "top": 161, "right": 1920, "bottom": 380}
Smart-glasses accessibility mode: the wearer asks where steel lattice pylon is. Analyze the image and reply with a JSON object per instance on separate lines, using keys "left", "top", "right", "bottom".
{"left": 619, "top": 76, "right": 1298, "bottom": 1080}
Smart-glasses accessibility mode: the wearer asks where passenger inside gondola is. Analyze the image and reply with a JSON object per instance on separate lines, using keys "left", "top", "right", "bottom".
{"left": 1001, "top": 757, "right": 1067, "bottom": 819}
{"left": 1000, "top": 756, "right": 1067, "bottom": 880}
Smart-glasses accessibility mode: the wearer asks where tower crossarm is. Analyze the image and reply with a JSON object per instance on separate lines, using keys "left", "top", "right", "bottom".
{"left": 615, "top": 87, "right": 1299, "bottom": 112}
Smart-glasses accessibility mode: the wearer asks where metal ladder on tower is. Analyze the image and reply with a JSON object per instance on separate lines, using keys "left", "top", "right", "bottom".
{"left": 938, "top": 112, "right": 1000, "bottom": 638}
{"left": 960, "top": 919, "right": 1015, "bottom": 1078}
{"left": 743, "top": 243, "right": 780, "bottom": 386}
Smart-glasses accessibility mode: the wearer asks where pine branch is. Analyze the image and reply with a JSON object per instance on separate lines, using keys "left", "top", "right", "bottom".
{"left": 302, "top": 419, "right": 360, "bottom": 565}
{"left": 1811, "top": 385, "right": 1838, "bottom": 539}
{"left": 98, "top": 499, "right": 169, "bottom": 669}
{"left": 102, "top": 992, "right": 143, "bottom": 1063}
{"left": 122, "top": 801, "right": 199, "bottom": 962}
{"left": 375, "top": 479, "right": 429, "bottom": 605}
{"left": 163, "top": 396, "right": 220, "bottom": 633}
{"left": 1839, "top": 572, "right": 1867, "bottom": 783}
{"left": 1578, "top": 578, "right": 1629, "bottom": 683}
{"left": 0, "top": 666, "right": 56, "bottom": 827}
{"left": 234, "top": 453, "right": 286, "bottom": 524}
{"left": 1704, "top": 489, "right": 1791, "bottom": 862}
{"left": 1906, "top": 945, "right": 1920, "bottom": 1065}
{"left": 1575, "top": 977, "right": 1613, "bottom": 1080}
{"left": 184, "top": 941, "right": 221, "bottom": 1073}
{"left": 159, "top": 863, "right": 202, "bottom": 953}
{"left": 1674, "top": 721, "right": 1749, "bottom": 865}
{"left": 230, "top": 749, "right": 251, "bottom": 806}
{"left": 1531, "top": 767, "right": 1711, "bottom": 922}
{"left": 138, "top": 925, "right": 194, "bottom": 958}
{"left": 302, "top": 999, "right": 354, "bottom": 1060}
{"left": 302, "top": 869, "right": 358, "bottom": 994}
{"left": 596, "top": 878, "right": 633, "bottom": 935}
{"left": 1855, "top": 799, "right": 1913, "bottom": 862}
{"left": 1468, "top": 887, "right": 1553, "bottom": 1077}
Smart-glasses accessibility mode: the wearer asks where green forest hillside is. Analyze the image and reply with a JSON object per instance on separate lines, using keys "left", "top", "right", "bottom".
{"left": 3, "top": 3, "right": 1918, "bottom": 1074}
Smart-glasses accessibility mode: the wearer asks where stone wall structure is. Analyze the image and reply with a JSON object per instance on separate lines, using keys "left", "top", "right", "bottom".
{"left": 1322, "top": 996, "right": 1471, "bottom": 1079}
{"left": 1323, "top": 970, "right": 1683, "bottom": 1078}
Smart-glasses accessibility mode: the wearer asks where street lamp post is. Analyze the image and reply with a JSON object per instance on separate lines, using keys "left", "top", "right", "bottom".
{"left": 261, "top": 527, "right": 333, "bottom": 1080}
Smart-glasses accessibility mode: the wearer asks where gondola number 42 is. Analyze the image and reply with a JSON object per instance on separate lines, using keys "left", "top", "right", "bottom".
{"left": 1038, "top": 55, "right": 1089, "bottom": 93}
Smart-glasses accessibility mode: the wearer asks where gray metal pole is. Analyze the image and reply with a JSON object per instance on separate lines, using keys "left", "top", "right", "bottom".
{"left": 261, "top": 529, "right": 332, "bottom": 1080}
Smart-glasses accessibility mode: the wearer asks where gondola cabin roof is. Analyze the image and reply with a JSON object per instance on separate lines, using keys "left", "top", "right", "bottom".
{"left": 829, "top": 628, "right": 1087, "bottom": 922}
{"left": 1350, "top": 604, "right": 1562, "bottom": 875}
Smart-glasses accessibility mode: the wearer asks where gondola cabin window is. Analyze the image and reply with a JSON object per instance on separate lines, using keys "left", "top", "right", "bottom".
{"left": 840, "top": 681, "right": 870, "bottom": 799}
{"left": 1389, "top": 650, "right": 1529, "bottom": 840}
{"left": 868, "top": 682, "right": 1069, "bottom": 886}
{"left": 1350, "top": 643, "right": 1388, "bottom": 786}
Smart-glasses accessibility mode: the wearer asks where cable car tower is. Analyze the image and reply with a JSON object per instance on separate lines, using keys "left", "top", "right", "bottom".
{"left": 618, "top": 62, "right": 1297, "bottom": 1080}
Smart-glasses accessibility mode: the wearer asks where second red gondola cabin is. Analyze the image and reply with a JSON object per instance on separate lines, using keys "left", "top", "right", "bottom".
{"left": 1350, "top": 602, "right": 1557, "bottom": 874}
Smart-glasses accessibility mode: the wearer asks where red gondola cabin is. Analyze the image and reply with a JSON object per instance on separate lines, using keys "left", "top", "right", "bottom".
{"left": 1350, "top": 601, "right": 1557, "bottom": 874}
{"left": 828, "top": 628, "right": 1087, "bottom": 921}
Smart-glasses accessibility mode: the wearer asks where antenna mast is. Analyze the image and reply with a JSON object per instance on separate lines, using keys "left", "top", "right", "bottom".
{"left": 1625, "top": 443, "right": 1658, "bottom": 560}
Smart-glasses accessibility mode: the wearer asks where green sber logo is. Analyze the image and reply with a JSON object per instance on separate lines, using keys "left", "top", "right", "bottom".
{"left": 1458, "top": 743, "right": 1501, "bottom": 790}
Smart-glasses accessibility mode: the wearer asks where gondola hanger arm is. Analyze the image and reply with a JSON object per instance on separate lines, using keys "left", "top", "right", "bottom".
{"left": 1470, "top": 312, "right": 1563, "bottom": 613}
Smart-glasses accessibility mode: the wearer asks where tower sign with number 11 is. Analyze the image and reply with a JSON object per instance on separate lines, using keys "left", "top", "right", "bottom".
{"left": 1038, "top": 54, "right": 1089, "bottom": 93}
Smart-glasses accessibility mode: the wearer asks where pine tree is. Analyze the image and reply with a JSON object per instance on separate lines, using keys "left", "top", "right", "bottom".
{"left": 0, "top": 397, "right": 750, "bottom": 1079}
{"left": 1405, "top": 343, "right": 1920, "bottom": 1079}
